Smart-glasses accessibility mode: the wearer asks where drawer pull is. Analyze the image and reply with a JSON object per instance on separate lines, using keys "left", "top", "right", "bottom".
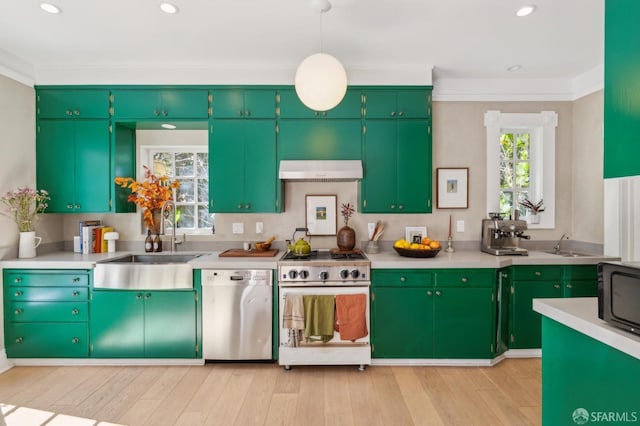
{"left": 73, "top": 277, "right": 80, "bottom": 282}
{"left": 461, "top": 277, "right": 468, "bottom": 283}
{"left": 554, "top": 284, "right": 560, "bottom": 289}
{"left": 15, "top": 337, "right": 23, "bottom": 344}
{"left": 535, "top": 271, "right": 541, "bottom": 276}
{"left": 72, "top": 338, "right": 80, "bottom": 344}
{"left": 71, "top": 308, "right": 80, "bottom": 315}
{"left": 14, "top": 277, "right": 22, "bottom": 283}
{"left": 14, "top": 290, "right": 23, "bottom": 297}
{"left": 400, "top": 276, "right": 406, "bottom": 283}
{"left": 427, "top": 290, "right": 433, "bottom": 296}
{"left": 145, "top": 293, "right": 151, "bottom": 300}
{"left": 14, "top": 308, "right": 23, "bottom": 315}
{"left": 136, "top": 293, "right": 142, "bottom": 300}
{"left": 566, "top": 284, "right": 573, "bottom": 289}
{"left": 435, "top": 290, "right": 442, "bottom": 296}
{"left": 72, "top": 291, "right": 80, "bottom": 297}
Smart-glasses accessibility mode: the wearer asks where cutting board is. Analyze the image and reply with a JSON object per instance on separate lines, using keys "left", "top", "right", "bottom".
{"left": 218, "top": 249, "right": 280, "bottom": 257}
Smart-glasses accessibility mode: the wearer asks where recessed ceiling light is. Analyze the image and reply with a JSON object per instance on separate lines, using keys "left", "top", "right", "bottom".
{"left": 516, "top": 5, "right": 536, "bottom": 17}
{"left": 160, "top": 2, "right": 179, "bottom": 14}
{"left": 40, "top": 2, "right": 62, "bottom": 14}
{"left": 507, "top": 64, "right": 522, "bottom": 72}
{"left": 161, "top": 123, "right": 177, "bottom": 129}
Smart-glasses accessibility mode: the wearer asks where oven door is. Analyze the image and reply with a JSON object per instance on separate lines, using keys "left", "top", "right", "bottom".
{"left": 278, "top": 285, "right": 371, "bottom": 367}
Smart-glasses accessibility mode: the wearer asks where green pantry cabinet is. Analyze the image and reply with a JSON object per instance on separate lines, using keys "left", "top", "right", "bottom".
{"left": 371, "top": 268, "right": 497, "bottom": 359}
{"left": 90, "top": 289, "right": 198, "bottom": 358}
{"left": 509, "top": 264, "right": 598, "bottom": 349}
{"left": 3, "top": 269, "right": 91, "bottom": 358}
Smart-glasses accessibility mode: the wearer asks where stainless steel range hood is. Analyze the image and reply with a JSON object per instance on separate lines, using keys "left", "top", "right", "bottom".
{"left": 278, "top": 160, "right": 363, "bottom": 182}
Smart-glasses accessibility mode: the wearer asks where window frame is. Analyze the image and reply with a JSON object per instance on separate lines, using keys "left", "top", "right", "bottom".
{"left": 485, "top": 110, "right": 557, "bottom": 229}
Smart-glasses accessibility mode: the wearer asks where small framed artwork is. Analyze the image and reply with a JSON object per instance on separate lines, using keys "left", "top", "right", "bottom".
{"left": 436, "top": 167, "right": 469, "bottom": 209}
{"left": 405, "top": 226, "right": 428, "bottom": 244}
{"left": 305, "top": 194, "right": 337, "bottom": 235}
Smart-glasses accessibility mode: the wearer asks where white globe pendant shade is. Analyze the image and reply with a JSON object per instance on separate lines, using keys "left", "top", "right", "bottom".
{"left": 294, "top": 53, "right": 347, "bottom": 112}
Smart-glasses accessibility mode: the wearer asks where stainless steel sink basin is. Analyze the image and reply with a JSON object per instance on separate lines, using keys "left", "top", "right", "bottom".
{"left": 94, "top": 253, "right": 204, "bottom": 290}
{"left": 544, "top": 250, "right": 592, "bottom": 257}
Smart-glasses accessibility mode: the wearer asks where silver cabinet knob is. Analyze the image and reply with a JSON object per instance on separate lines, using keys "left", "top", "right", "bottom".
{"left": 391, "top": 204, "right": 396, "bottom": 209}
{"left": 66, "top": 109, "right": 73, "bottom": 116}
{"left": 461, "top": 277, "right": 468, "bottom": 283}
{"left": 535, "top": 271, "right": 541, "bottom": 276}
{"left": 136, "top": 293, "right": 142, "bottom": 300}
{"left": 427, "top": 290, "right": 433, "bottom": 296}
{"left": 72, "top": 291, "right": 80, "bottom": 297}
{"left": 14, "top": 290, "right": 23, "bottom": 297}
{"left": 15, "top": 337, "right": 23, "bottom": 344}
{"left": 390, "top": 111, "right": 396, "bottom": 117}
{"left": 400, "top": 276, "right": 406, "bottom": 282}
{"left": 554, "top": 284, "right": 560, "bottom": 289}
{"left": 566, "top": 284, "right": 573, "bottom": 289}
{"left": 14, "top": 308, "right": 23, "bottom": 315}
{"left": 398, "top": 111, "right": 404, "bottom": 116}
{"left": 14, "top": 277, "right": 22, "bottom": 283}
{"left": 72, "top": 337, "right": 80, "bottom": 344}
{"left": 71, "top": 308, "right": 80, "bottom": 315}
{"left": 435, "top": 290, "right": 442, "bottom": 296}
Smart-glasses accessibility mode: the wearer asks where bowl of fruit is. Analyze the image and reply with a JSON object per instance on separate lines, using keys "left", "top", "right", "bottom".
{"left": 393, "top": 237, "right": 441, "bottom": 258}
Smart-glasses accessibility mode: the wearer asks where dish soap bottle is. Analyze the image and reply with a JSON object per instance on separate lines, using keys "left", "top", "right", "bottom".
{"left": 153, "top": 233, "right": 162, "bottom": 252}
{"left": 144, "top": 229, "right": 153, "bottom": 253}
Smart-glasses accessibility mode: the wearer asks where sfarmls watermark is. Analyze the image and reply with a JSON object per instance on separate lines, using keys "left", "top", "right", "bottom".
{"left": 573, "top": 408, "right": 638, "bottom": 424}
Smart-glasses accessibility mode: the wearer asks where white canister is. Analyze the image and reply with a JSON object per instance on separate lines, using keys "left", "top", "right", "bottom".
{"left": 19, "top": 231, "right": 42, "bottom": 259}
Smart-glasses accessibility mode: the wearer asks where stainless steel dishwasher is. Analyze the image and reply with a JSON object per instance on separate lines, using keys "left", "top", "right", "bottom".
{"left": 201, "top": 269, "right": 273, "bottom": 360}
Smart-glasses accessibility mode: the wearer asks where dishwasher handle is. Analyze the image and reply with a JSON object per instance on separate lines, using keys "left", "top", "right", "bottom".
{"left": 230, "top": 275, "right": 245, "bottom": 281}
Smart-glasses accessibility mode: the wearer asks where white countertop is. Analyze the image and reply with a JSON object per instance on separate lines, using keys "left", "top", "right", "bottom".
{"left": 533, "top": 297, "right": 640, "bottom": 360}
{"left": 0, "top": 248, "right": 618, "bottom": 270}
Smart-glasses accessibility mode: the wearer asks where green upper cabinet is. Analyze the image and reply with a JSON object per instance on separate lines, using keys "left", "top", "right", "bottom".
{"left": 37, "top": 120, "right": 112, "bottom": 213}
{"left": 211, "top": 89, "right": 276, "bottom": 119}
{"left": 36, "top": 89, "right": 111, "bottom": 119}
{"left": 361, "top": 120, "right": 431, "bottom": 213}
{"left": 111, "top": 89, "right": 209, "bottom": 119}
{"left": 278, "top": 89, "right": 362, "bottom": 119}
{"left": 277, "top": 119, "right": 362, "bottom": 160}
{"left": 363, "top": 89, "right": 431, "bottom": 119}
{"left": 604, "top": 0, "right": 640, "bottom": 178}
{"left": 209, "top": 119, "right": 279, "bottom": 212}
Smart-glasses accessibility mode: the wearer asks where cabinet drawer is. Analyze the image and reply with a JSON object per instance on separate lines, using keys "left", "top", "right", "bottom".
{"left": 8, "top": 287, "right": 88, "bottom": 301}
{"left": 6, "top": 323, "right": 88, "bottom": 358}
{"left": 372, "top": 269, "right": 433, "bottom": 287}
{"left": 512, "top": 266, "right": 562, "bottom": 281}
{"left": 37, "top": 89, "right": 111, "bottom": 119}
{"left": 112, "top": 89, "right": 209, "bottom": 119}
{"left": 564, "top": 265, "right": 597, "bottom": 281}
{"left": 4, "top": 270, "right": 90, "bottom": 287}
{"left": 436, "top": 269, "right": 495, "bottom": 287}
{"left": 10, "top": 302, "right": 88, "bottom": 322}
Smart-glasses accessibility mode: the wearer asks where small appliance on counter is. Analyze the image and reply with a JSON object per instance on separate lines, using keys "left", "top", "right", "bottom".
{"left": 481, "top": 213, "right": 530, "bottom": 256}
{"left": 598, "top": 262, "right": 640, "bottom": 336}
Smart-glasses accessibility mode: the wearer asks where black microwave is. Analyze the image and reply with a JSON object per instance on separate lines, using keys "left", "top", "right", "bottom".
{"left": 598, "top": 262, "right": 640, "bottom": 336}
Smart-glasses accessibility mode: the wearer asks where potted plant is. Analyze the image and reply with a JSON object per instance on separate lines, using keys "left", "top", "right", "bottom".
{"left": 519, "top": 198, "right": 545, "bottom": 224}
{"left": 337, "top": 202, "right": 356, "bottom": 251}
{"left": 0, "top": 187, "right": 50, "bottom": 258}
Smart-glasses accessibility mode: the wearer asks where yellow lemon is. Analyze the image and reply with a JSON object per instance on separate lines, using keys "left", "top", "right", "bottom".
{"left": 410, "top": 243, "right": 421, "bottom": 250}
{"left": 394, "top": 239, "right": 406, "bottom": 248}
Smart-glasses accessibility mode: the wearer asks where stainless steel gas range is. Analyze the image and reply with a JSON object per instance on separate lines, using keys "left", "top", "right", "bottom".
{"left": 277, "top": 250, "right": 371, "bottom": 371}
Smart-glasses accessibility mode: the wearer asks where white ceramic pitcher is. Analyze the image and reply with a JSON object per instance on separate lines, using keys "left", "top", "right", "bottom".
{"left": 19, "top": 231, "right": 42, "bottom": 258}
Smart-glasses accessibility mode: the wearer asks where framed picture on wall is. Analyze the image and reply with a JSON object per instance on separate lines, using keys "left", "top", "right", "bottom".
{"left": 305, "top": 194, "right": 337, "bottom": 235}
{"left": 436, "top": 167, "right": 469, "bottom": 209}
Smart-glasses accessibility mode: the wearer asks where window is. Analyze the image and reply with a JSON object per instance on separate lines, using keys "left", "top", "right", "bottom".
{"left": 485, "top": 111, "right": 557, "bottom": 229}
{"left": 142, "top": 146, "right": 213, "bottom": 234}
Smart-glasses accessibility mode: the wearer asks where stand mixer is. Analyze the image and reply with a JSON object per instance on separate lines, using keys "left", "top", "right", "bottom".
{"left": 481, "top": 213, "right": 530, "bottom": 256}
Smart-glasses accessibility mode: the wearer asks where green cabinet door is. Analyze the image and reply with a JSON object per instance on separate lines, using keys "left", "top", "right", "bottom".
{"left": 90, "top": 291, "right": 145, "bottom": 358}
{"left": 144, "top": 291, "right": 197, "bottom": 358}
{"left": 434, "top": 287, "right": 495, "bottom": 358}
{"left": 361, "top": 120, "right": 397, "bottom": 212}
{"left": 37, "top": 120, "right": 111, "bottom": 213}
{"left": 112, "top": 89, "right": 209, "bottom": 119}
{"left": 397, "top": 120, "right": 431, "bottom": 212}
{"left": 364, "top": 90, "right": 431, "bottom": 119}
{"left": 509, "top": 280, "right": 562, "bottom": 349}
{"left": 37, "top": 89, "right": 111, "bottom": 119}
{"left": 278, "top": 89, "right": 362, "bottom": 119}
{"left": 211, "top": 89, "right": 276, "bottom": 118}
{"left": 277, "top": 119, "right": 362, "bottom": 160}
{"left": 209, "top": 120, "right": 278, "bottom": 212}
{"left": 564, "top": 280, "right": 598, "bottom": 297}
{"left": 371, "top": 287, "right": 433, "bottom": 358}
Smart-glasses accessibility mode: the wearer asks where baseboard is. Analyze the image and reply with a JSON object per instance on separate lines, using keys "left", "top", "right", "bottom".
{"left": 12, "top": 358, "right": 205, "bottom": 367}
{"left": 372, "top": 358, "right": 495, "bottom": 367}
{"left": 504, "top": 349, "right": 542, "bottom": 358}
{"left": 0, "top": 349, "right": 15, "bottom": 373}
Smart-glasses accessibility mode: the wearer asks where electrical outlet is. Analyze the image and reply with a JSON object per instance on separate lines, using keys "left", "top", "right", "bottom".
{"left": 232, "top": 223, "right": 244, "bottom": 234}
{"left": 456, "top": 220, "right": 465, "bottom": 233}
{"left": 256, "top": 222, "right": 264, "bottom": 234}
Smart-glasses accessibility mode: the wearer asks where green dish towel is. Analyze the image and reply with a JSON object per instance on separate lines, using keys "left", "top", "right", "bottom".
{"left": 303, "top": 295, "right": 335, "bottom": 343}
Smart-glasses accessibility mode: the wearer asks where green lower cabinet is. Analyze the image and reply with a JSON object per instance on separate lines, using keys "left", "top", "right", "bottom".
{"left": 90, "top": 290, "right": 197, "bottom": 358}
{"left": 509, "top": 265, "right": 598, "bottom": 349}
{"left": 6, "top": 323, "right": 89, "bottom": 358}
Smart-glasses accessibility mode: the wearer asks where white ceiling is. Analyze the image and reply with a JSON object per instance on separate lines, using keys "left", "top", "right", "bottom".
{"left": 0, "top": 0, "right": 604, "bottom": 100}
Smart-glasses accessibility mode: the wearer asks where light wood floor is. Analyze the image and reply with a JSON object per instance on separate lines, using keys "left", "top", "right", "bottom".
{"left": 0, "top": 358, "right": 541, "bottom": 426}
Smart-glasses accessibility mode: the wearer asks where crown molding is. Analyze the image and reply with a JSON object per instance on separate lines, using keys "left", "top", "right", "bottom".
{"left": 0, "top": 49, "right": 34, "bottom": 87}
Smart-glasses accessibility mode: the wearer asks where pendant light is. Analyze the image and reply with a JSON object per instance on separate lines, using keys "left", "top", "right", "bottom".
{"left": 294, "top": 0, "right": 347, "bottom": 112}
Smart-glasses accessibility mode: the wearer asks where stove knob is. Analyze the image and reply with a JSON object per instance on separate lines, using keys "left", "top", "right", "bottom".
{"left": 288, "top": 270, "right": 298, "bottom": 279}
{"left": 319, "top": 271, "right": 329, "bottom": 281}
{"left": 351, "top": 270, "right": 361, "bottom": 279}
{"left": 339, "top": 269, "right": 349, "bottom": 279}
{"left": 299, "top": 270, "right": 309, "bottom": 279}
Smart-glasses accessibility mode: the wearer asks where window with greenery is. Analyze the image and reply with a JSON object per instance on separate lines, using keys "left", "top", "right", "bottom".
{"left": 485, "top": 111, "right": 557, "bottom": 229}
{"left": 145, "top": 147, "right": 213, "bottom": 233}
{"left": 499, "top": 131, "right": 531, "bottom": 217}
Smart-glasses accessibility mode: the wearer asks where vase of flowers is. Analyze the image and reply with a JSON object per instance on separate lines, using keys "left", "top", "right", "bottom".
{"left": 519, "top": 198, "right": 545, "bottom": 224}
{"left": 0, "top": 187, "right": 50, "bottom": 258}
{"left": 337, "top": 202, "right": 356, "bottom": 251}
{"left": 115, "top": 165, "right": 180, "bottom": 233}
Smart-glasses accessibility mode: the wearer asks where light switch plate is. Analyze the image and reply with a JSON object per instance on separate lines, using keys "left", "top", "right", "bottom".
{"left": 256, "top": 222, "right": 264, "bottom": 234}
{"left": 232, "top": 223, "right": 244, "bottom": 234}
{"left": 456, "top": 220, "right": 465, "bottom": 233}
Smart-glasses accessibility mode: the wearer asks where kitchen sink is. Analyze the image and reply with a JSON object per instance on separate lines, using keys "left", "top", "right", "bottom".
{"left": 544, "top": 250, "right": 593, "bottom": 257}
{"left": 94, "top": 253, "right": 205, "bottom": 290}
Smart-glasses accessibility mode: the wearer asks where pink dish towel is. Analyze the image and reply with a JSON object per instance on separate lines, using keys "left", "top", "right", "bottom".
{"left": 335, "top": 294, "right": 368, "bottom": 341}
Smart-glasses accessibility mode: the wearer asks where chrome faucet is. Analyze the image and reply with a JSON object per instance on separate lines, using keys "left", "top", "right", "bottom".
{"left": 553, "top": 233, "right": 569, "bottom": 254}
{"left": 160, "top": 200, "right": 184, "bottom": 252}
